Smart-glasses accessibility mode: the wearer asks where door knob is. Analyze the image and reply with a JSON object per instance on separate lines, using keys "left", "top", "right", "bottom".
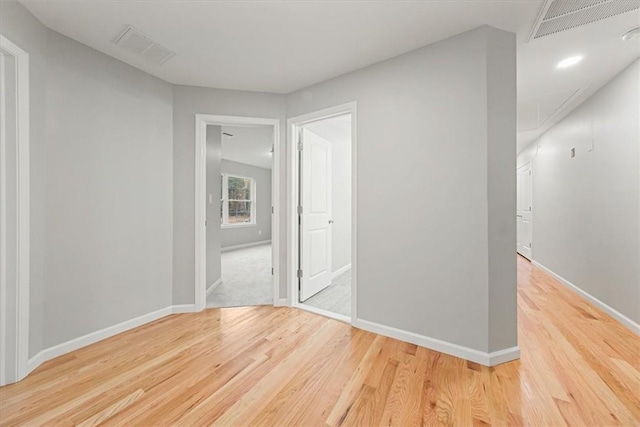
{"left": 328, "top": 219, "right": 334, "bottom": 224}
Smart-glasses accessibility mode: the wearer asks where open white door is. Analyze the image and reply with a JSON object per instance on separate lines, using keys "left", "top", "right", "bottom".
{"left": 517, "top": 163, "right": 532, "bottom": 260}
{"left": 299, "top": 129, "right": 332, "bottom": 301}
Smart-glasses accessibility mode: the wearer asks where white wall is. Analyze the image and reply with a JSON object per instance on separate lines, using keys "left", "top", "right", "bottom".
{"left": 206, "top": 126, "right": 222, "bottom": 290}
{"left": 287, "top": 26, "right": 517, "bottom": 354}
{"left": 171, "top": 85, "right": 286, "bottom": 304}
{"left": 518, "top": 59, "right": 640, "bottom": 325}
{"left": 221, "top": 160, "right": 272, "bottom": 249}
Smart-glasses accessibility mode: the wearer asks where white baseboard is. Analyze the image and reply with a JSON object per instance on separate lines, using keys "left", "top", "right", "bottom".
{"left": 273, "top": 298, "right": 289, "bottom": 307}
{"left": 352, "top": 318, "right": 520, "bottom": 367}
{"left": 206, "top": 277, "right": 222, "bottom": 296}
{"left": 25, "top": 304, "right": 200, "bottom": 377}
{"left": 221, "top": 240, "right": 271, "bottom": 253}
{"left": 171, "top": 304, "right": 197, "bottom": 314}
{"left": 332, "top": 263, "right": 351, "bottom": 279}
{"left": 532, "top": 260, "right": 640, "bottom": 335}
{"left": 295, "top": 303, "right": 351, "bottom": 325}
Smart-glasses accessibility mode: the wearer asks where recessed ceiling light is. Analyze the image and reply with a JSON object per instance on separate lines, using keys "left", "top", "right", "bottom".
{"left": 556, "top": 56, "right": 583, "bottom": 69}
{"left": 622, "top": 27, "right": 640, "bottom": 42}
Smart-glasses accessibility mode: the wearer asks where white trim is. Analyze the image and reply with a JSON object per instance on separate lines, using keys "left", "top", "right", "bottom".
{"left": 273, "top": 298, "right": 289, "bottom": 307}
{"left": 296, "top": 303, "right": 351, "bottom": 325}
{"left": 221, "top": 239, "right": 271, "bottom": 253}
{"left": 171, "top": 304, "right": 197, "bottom": 314}
{"left": 353, "top": 318, "right": 520, "bottom": 367}
{"left": 287, "top": 102, "right": 358, "bottom": 326}
{"left": 532, "top": 260, "right": 640, "bottom": 335}
{"left": 206, "top": 277, "right": 222, "bottom": 296}
{"left": 27, "top": 306, "right": 173, "bottom": 374}
{"left": 332, "top": 263, "right": 351, "bottom": 279}
{"left": 25, "top": 304, "right": 198, "bottom": 376}
{"left": 195, "top": 115, "right": 280, "bottom": 312}
{"left": 0, "top": 34, "right": 30, "bottom": 386}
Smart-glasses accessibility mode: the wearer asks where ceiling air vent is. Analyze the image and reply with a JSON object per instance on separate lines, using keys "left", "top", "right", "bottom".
{"left": 528, "top": 0, "right": 640, "bottom": 41}
{"left": 113, "top": 25, "right": 175, "bottom": 65}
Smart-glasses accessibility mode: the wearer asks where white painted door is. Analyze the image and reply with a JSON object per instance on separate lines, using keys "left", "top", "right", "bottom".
{"left": 517, "top": 163, "right": 532, "bottom": 260}
{"left": 299, "top": 128, "right": 332, "bottom": 301}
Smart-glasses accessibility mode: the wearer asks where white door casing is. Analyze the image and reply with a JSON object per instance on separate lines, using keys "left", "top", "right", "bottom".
{"left": 299, "top": 129, "right": 332, "bottom": 301}
{"left": 517, "top": 163, "right": 532, "bottom": 260}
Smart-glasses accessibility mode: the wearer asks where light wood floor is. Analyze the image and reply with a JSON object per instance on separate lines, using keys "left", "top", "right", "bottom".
{"left": 1, "top": 256, "right": 639, "bottom": 426}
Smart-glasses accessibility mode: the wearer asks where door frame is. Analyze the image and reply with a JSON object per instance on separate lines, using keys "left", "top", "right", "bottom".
{"left": 516, "top": 161, "right": 533, "bottom": 260}
{"left": 287, "top": 102, "right": 357, "bottom": 324}
{"left": 194, "top": 114, "right": 281, "bottom": 311}
{"left": 0, "top": 34, "right": 30, "bottom": 386}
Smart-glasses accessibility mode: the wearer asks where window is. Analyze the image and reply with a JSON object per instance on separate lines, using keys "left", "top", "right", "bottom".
{"left": 221, "top": 174, "right": 256, "bottom": 227}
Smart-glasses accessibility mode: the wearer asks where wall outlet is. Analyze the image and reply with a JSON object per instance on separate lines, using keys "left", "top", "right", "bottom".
{"left": 208, "top": 194, "right": 213, "bottom": 204}
{"left": 258, "top": 230, "right": 262, "bottom": 236}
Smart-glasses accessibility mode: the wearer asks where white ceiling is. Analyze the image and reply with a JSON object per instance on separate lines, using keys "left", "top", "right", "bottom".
{"left": 20, "top": 0, "right": 640, "bottom": 152}
{"left": 221, "top": 125, "right": 273, "bottom": 170}
{"left": 304, "top": 114, "right": 352, "bottom": 145}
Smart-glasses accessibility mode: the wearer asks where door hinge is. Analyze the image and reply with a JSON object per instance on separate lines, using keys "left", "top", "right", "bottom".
{"left": 297, "top": 205, "right": 303, "bottom": 215}
{"left": 272, "top": 206, "right": 274, "bottom": 214}
{"left": 297, "top": 269, "right": 303, "bottom": 278}
{"left": 297, "top": 141, "right": 303, "bottom": 151}
{"left": 271, "top": 267, "right": 274, "bottom": 275}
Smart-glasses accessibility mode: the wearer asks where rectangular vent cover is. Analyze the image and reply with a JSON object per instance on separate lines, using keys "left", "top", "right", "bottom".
{"left": 528, "top": 0, "right": 640, "bottom": 41}
{"left": 113, "top": 26, "right": 175, "bottom": 65}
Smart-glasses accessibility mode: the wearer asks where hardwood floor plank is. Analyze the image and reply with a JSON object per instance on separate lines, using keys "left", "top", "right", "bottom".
{"left": 1, "top": 256, "right": 639, "bottom": 426}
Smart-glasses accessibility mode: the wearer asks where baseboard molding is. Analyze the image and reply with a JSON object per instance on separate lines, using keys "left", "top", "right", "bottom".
{"left": 332, "top": 263, "right": 351, "bottom": 279}
{"left": 221, "top": 240, "right": 271, "bottom": 253}
{"left": 352, "top": 318, "right": 520, "bottom": 367}
{"left": 25, "top": 304, "right": 199, "bottom": 378}
{"left": 295, "top": 303, "right": 351, "bottom": 325}
{"left": 532, "top": 260, "right": 640, "bottom": 335}
{"left": 171, "top": 304, "right": 197, "bottom": 314}
{"left": 206, "top": 277, "right": 222, "bottom": 296}
{"left": 273, "top": 298, "right": 289, "bottom": 307}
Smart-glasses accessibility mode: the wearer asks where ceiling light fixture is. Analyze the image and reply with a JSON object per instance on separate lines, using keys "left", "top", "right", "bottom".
{"left": 556, "top": 56, "right": 583, "bottom": 69}
{"left": 622, "top": 27, "right": 640, "bottom": 42}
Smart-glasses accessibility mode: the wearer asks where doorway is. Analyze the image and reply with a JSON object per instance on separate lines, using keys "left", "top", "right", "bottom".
{"left": 194, "top": 115, "right": 280, "bottom": 312}
{"left": 517, "top": 162, "right": 532, "bottom": 260}
{"left": 288, "top": 103, "right": 357, "bottom": 323}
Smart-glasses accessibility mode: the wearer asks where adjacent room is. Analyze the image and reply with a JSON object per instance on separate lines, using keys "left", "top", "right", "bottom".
{"left": 295, "top": 113, "right": 353, "bottom": 319}
{"left": 205, "top": 124, "right": 275, "bottom": 308}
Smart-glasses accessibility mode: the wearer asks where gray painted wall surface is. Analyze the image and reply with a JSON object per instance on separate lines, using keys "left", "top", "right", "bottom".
{"left": 43, "top": 30, "right": 174, "bottom": 347}
{"left": 221, "top": 160, "right": 272, "bottom": 248}
{"left": 1, "top": 0, "right": 53, "bottom": 357}
{"left": 518, "top": 59, "right": 640, "bottom": 325}
{"left": 206, "top": 126, "right": 222, "bottom": 289}
{"left": 287, "top": 26, "right": 517, "bottom": 353}
{"left": 2, "top": 0, "right": 174, "bottom": 350}
{"left": 172, "top": 85, "right": 286, "bottom": 304}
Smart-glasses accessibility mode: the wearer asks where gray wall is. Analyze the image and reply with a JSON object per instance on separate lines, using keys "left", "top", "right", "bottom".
{"left": 221, "top": 160, "right": 272, "bottom": 249}
{"left": 44, "top": 30, "right": 174, "bottom": 347}
{"left": 172, "top": 85, "right": 286, "bottom": 305}
{"left": 287, "top": 26, "right": 517, "bottom": 353}
{"left": 518, "top": 59, "right": 640, "bottom": 325}
{"left": 2, "top": 0, "right": 174, "bottom": 350}
{"left": 206, "top": 126, "right": 222, "bottom": 290}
